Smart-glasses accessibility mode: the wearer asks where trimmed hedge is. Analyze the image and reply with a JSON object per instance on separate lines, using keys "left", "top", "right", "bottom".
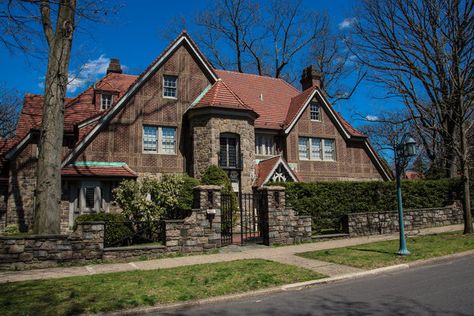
{"left": 75, "top": 213, "right": 133, "bottom": 247}
{"left": 274, "top": 178, "right": 461, "bottom": 233}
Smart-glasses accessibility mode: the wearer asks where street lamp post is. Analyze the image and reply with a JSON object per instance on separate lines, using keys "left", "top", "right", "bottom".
{"left": 394, "top": 134, "right": 417, "bottom": 256}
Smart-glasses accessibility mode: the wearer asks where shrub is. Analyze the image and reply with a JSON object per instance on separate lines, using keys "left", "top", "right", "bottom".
{"left": 201, "top": 165, "right": 238, "bottom": 224}
{"left": 75, "top": 213, "right": 133, "bottom": 247}
{"left": 113, "top": 174, "right": 201, "bottom": 222}
{"left": 275, "top": 178, "right": 461, "bottom": 233}
{"left": 3, "top": 224, "right": 20, "bottom": 236}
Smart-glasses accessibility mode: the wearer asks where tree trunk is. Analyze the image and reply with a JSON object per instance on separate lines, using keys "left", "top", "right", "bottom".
{"left": 459, "top": 122, "right": 473, "bottom": 234}
{"left": 34, "top": 1, "right": 76, "bottom": 234}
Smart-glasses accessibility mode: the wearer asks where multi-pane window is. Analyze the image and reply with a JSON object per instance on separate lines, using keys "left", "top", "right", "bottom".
{"left": 161, "top": 127, "right": 176, "bottom": 154}
{"left": 323, "top": 139, "right": 335, "bottom": 160}
{"left": 310, "top": 102, "right": 321, "bottom": 121}
{"left": 219, "top": 134, "right": 239, "bottom": 168}
{"left": 143, "top": 126, "right": 158, "bottom": 152}
{"left": 84, "top": 187, "right": 95, "bottom": 209}
{"left": 298, "top": 137, "right": 336, "bottom": 161}
{"left": 163, "top": 75, "right": 178, "bottom": 98}
{"left": 101, "top": 94, "right": 113, "bottom": 110}
{"left": 143, "top": 125, "right": 176, "bottom": 154}
{"left": 255, "top": 134, "right": 275, "bottom": 156}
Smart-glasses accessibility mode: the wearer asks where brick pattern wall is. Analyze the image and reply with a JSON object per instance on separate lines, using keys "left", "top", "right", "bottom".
{"left": 285, "top": 94, "right": 384, "bottom": 181}
{"left": 76, "top": 44, "right": 212, "bottom": 176}
{"left": 165, "top": 185, "right": 222, "bottom": 252}
{"left": 6, "top": 143, "right": 37, "bottom": 232}
{"left": 344, "top": 202, "right": 464, "bottom": 237}
{"left": 0, "top": 221, "right": 104, "bottom": 270}
{"left": 261, "top": 186, "right": 312, "bottom": 245}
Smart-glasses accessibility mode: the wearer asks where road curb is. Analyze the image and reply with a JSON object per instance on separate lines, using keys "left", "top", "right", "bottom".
{"left": 104, "top": 265, "right": 412, "bottom": 315}
{"left": 103, "top": 250, "right": 474, "bottom": 316}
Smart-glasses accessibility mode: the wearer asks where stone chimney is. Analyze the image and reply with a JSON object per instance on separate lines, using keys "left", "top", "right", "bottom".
{"left": 107, "top": 58, "right": 122, "bottom": 74}
{"left": 300, "top": 65, "right": 322, "bottom": 91}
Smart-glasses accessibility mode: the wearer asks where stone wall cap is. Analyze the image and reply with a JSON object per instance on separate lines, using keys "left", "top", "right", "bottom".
{"left": 0, "top": 234, "right": 68, "bottom": 240}
{"left": 193, "top": 185, "right": 222, "bottom": 191}
{"left": 348, "top": 205, "right": 456, "bottom": 216}
{"left": 76, "top": 221, "right": 106, "bottom": 225}
{"left": 260, "top": 186, "right": 285, "bottom": 191}
{"left": 164, "top": 219, "right": 186, "bottom": 223}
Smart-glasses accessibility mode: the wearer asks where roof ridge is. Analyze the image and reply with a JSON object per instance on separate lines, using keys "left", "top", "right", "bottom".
{"left": 218, "top": 79, "right": 251, "bottom": 109}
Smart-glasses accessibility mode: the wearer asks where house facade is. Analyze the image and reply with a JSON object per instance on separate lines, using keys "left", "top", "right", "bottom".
{"left": 0, "top": 31, "right": 391, "bottom": 233}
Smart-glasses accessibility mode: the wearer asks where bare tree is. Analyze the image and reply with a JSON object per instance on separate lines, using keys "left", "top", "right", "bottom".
{"left": 310, "top": 29, "right": 366, "bottom": 104}
{"left": 0, "top": 0, "right": 117, "bottom": 234}
{"left": 0, "top": 84, "right": 21, "bottom": 139}
{"left": 196, "top": 0, "right": 260, "bottom": 72}
{"left": 351, "top": 0, "right": 473, "bottom": 233}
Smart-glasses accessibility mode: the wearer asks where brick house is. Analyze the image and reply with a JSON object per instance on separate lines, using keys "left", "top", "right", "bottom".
{"left": 0, "top": 31, "right": 391, "bottom": 233}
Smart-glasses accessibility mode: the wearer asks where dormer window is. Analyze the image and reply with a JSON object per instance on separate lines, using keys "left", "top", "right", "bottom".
{"left": 163, "top": 75, "right": 177, "bottom": 98}
{"left": 310, "top": 101, "right": 321, "bottom": 121}
{"left": 101, "top": 94, "right": 113, "bottom": 110}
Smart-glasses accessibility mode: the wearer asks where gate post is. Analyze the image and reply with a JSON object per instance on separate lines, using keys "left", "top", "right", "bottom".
{"left": 259, "top": 186, "right": 312, "bottom": 245}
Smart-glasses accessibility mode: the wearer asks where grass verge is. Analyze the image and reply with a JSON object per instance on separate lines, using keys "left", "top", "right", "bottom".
{"left": 0, "top": 259, "right": 325, "bottom": 315}
{"left": 297, "top": 231, "right": 474, "bottom": 269}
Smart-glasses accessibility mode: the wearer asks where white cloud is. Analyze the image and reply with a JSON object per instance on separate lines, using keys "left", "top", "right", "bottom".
{"left": 67, "top": 55, "right": 111, "bottom": 93}
{"left": 365, "top": 115, "right": 379, "bottom": 121}
{"left": 338, "top": 17, "right": 357, "bottom": 30}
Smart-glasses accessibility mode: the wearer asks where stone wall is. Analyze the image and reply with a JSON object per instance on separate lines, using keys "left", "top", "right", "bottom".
{"left": 165, "top": 185, "right": 222, "bottom": 252}
{"left": 0, "top": 221, "right": 104, "bottom": 270}
{"left": 261, "top": 186, "right": 312, "bottom": 245}
{"left": 344, "top": 202, "right": 464, "bottom": 237}
{"left": 103, "top": 245, "right": 166, "bottom": 261}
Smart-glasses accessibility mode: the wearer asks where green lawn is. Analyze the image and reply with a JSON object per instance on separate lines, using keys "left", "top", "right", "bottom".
{"left": 297, "top": 232, "right": 474, "bottom": 269}
{"left": 0, "top": 259, "right": 325, "bottom": 315}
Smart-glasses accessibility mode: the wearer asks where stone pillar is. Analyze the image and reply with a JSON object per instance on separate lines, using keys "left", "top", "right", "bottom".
{"left": 165, "top": 185, "right": 222, "bottom": 253}
{"left": 259, "top": 186, "right": 312, "bottom": 245}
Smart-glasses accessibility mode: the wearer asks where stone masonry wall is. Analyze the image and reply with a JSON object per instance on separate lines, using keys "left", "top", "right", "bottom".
{"left": 0, "top": 221, "right": 104, "bottom": 270}
{"left": 261, "top": 186, "right": 312, "bottom": 245}
{"left": 165, "top": 185, "right": 222, "bottom": 252}
{"left": 190, "top": 114, "right": 255, "bottom": 193}
{"left": 344, "top": 202, "right": 464, "bottom": 237}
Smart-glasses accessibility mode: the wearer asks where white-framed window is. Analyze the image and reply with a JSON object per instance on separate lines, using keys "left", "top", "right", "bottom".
{"left": 298, "top": 137, "right": 336, "bottom": 161}
{"left": 143, "top": 125, "right": 177, "bottom": 154}
{"left": 101, "top": 94, "right": 113, "bottom": 110}
{"left": 163, "top": 75, "right": 178, "bottom": 98}
{"left": 323, "top": 139, "right": 335, "bottom": 160}
{"left": 310, "top": 101, "right": 321, "bottom": 121}
{"left": 255, "top": 134, "right": 275, "bottom": 156}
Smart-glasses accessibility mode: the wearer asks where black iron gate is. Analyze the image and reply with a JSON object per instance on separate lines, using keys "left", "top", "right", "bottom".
{"left": 221, "top": 191, "right": 268, "bottom": 246}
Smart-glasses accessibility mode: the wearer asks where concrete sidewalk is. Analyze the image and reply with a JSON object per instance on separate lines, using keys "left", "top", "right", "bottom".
{"left": 0, "top": 224, "right": 462, "bottom": 284}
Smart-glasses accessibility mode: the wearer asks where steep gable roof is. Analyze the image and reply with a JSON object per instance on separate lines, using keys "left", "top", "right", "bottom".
{"left": 62, "top": 31, "right": 218, "bottom": 167}
{"left": 255, "top": 156, "right": 299, "bottom": 187}
{"left": 194, "top": 79, "right": 254, "bottom": 111}
{"left": 215, "top": 70, "right": 300, "bottom": 129}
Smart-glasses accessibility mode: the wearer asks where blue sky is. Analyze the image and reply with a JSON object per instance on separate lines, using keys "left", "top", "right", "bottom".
{"left": 0, "top": 0, "right": 403, "bottom": 128}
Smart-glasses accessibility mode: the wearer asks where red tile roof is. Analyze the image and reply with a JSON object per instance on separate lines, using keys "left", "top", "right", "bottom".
{"left": 61, "top": 164, "right": 137, "bottom": 178}
{"left": 10, "top": 72, "right": 137, "bottom": 154}
{"left": 255, "top": 156, "right": 299, "bottom": 187}
{"left": 255, "top": 156, "right": 281, "bottom": 187}
{"left": 215, "top": 70, "right": 300, "bottom": 129}
{"left": 194, "top": 80, "right": 255, "bottom": 111}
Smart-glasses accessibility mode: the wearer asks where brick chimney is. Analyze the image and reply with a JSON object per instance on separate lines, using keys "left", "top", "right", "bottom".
{"left": 107, "top": 58, "right": 122, "bottom": 74}
{"left": 300, "top": 65, "right": 322, "bottom": 91}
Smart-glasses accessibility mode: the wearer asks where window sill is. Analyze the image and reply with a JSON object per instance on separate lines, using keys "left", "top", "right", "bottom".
{"left": 142, "top": 151, "right": 177, "bottom": 156}
{"left": 163, "top": 96, "right": 178, "bottom": 100}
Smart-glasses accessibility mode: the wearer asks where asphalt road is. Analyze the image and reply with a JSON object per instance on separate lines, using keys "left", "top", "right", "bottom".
{"left": 158, "top": 254, "right": 474, "bottom": 316}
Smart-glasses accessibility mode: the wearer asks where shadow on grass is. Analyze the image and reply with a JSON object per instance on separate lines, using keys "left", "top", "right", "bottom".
{"left": 346, "top": 247, "right": 395, "bottom": 255}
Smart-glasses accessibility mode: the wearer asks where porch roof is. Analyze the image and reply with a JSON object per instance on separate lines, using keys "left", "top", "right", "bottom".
{"left": 61, "top": 162, "right": 137, "bottom": 178}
